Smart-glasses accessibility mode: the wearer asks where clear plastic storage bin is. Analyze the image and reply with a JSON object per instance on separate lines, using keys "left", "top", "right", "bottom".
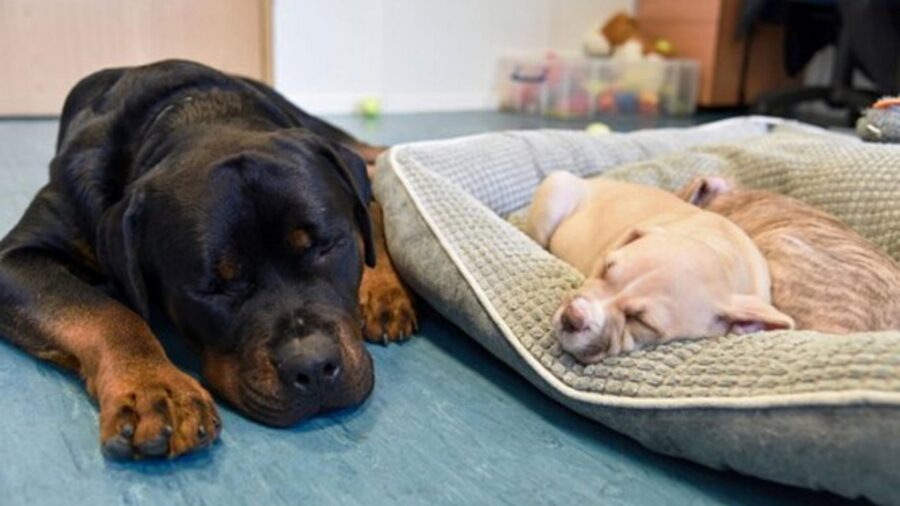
{"left": 497, "top": 54, "right": 699, "bottom": 118}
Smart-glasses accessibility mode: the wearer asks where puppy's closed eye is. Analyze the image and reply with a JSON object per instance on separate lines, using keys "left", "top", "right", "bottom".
{"left": 603, "top": 260, "right": 615, "bottom": 276}
{"left": 625, "top": 311, "right": 659, "bottom": 339}
{"left": 599, "top": 259, "right": 616, "bottom": 278}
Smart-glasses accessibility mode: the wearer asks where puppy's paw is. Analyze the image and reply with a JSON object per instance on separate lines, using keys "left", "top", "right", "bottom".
{"left": 97, "top": 362, "right": 220, "bottom": 460}
{"left": 359, "top": 267, "right": 417, "bottom": 344}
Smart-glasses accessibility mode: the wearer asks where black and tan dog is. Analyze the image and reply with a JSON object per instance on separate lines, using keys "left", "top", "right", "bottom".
{"left": 0, "top": 60, "right": 416, "bottom": 459}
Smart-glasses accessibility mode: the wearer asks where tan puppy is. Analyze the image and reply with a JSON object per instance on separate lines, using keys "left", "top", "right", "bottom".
{"left": 677, "top": 176, "right": 900, "bottom": 333}
{"left": 526, "top": 172, "right": 793, "bottom": 363}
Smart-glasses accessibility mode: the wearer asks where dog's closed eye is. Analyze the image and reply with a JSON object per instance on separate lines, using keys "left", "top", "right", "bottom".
{"left": 599, "top": 259, "right": 616, "bottom": 279}
{"left": 316, "top": 236, "right": 344, "bottom": 258}
{"left": 625, "top": 311, "right": 659, "bottom": 338}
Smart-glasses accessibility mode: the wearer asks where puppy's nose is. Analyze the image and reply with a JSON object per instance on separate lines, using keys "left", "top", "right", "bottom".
{"left": 561, "top": 302, "right": 587, "bottom": 333}
{"left": 275, "top": 333, "right": 342, "bottom": 394}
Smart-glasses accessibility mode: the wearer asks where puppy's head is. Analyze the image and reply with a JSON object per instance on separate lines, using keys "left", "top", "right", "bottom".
{"left": 97, "top": 128, "right": 375, "bottom": 426}
{"left": 553, "top": 225, "right": 793, "bottom": 363}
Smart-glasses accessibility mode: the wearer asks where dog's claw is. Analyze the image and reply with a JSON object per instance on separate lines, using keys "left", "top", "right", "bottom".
{"left": 138, "top": 432, "right": 171, "bottom": 457}
{"left": 103, "top": 435, "right": 134, "bottom": 460}
{"left": 103, "top": 437, "right": 132, "bottom": 460}
{"left": 102, "top": 421, "right": 137, "bottom": 460}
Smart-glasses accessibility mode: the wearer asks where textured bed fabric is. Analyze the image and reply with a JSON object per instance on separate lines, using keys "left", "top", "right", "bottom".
{"left": 373, "top": 117, "right": 900, "bottom": 504}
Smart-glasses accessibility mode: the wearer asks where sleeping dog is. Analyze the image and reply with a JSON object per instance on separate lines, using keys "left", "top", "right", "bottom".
{"left": 526, "top": 172, "right": 793, "bottom": 363}
{"left": 0, "top": 60, "right": 415, "bottom": 459}
{"left": 677, "top": 176, "right": 900, "bottom": 333}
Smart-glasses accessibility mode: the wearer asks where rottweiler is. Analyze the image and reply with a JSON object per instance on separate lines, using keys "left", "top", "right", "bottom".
{"left": 0, "top": 60, "right": 416, "bottom": 459}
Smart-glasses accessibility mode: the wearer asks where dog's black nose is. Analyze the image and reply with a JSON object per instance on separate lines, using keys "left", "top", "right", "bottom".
{"left": 274, "top": 333, "right": 342, "bottom": 394}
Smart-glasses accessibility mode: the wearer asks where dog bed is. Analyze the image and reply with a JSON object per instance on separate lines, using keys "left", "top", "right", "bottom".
{"left": 372, "top": 117, "right": 900, "bottom": 504}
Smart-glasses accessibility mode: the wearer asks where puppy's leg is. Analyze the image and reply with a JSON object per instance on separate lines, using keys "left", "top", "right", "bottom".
{"left": 526, "top": 171, "right": 586, "bottom": 247}
{"left": 0, "top": 204, "right": 218, "bottom": 459}
{"left": 359, "top": 202, "right": 417, "bottom": 343}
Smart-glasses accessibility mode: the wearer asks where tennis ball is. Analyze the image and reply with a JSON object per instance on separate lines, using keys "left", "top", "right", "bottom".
{"left": 359, "top": 97, "right": 381, "bottom": 119}
{"left": 654, "top": 38, "right": 674, "bottom": 56}
{"left": 585, "top": 122, "right": 611, "bottom": 135}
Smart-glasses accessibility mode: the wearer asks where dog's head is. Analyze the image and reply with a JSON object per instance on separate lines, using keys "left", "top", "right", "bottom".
{"left": 96, "top": 128, "right": 375, "bottom": 426}
{"left": 552, "top": 224, "right": 794, "bottom": 364}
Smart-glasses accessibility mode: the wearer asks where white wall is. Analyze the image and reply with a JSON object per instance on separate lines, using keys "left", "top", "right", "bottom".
{"left": 273, "top": 0, "right": 634, "bottom": 114}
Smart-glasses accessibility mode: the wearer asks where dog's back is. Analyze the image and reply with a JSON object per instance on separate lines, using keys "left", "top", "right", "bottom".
{"left": 688, "top": 186, "right": 900, "bottom": 333}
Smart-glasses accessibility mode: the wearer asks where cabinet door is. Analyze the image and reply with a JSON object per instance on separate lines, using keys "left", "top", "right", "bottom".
{"left": 0, "top": 0, "right": 271, "bottom": 115}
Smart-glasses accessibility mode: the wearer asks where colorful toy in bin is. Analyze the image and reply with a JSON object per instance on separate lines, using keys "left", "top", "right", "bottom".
{"left": 614, "top": 90, "right": 639, "bottom": 114}
{"left": 504, "top": 62, "right": 548, "bottom": 113}
{"left": 569, "top": 89, "right": 591, "bottom": 117}
{"left": 638, "top": 91, "right": 660, "bottom": 114}
{"left": 597, "top": 89, "right": 617, "bottom": 113}
{"left": 498, "top": 47, "right": 698, "bottom": 118}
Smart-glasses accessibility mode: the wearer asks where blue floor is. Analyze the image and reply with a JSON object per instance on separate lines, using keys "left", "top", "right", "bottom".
{"left": 0, "top": 113, "right": 854, "bottom": 505}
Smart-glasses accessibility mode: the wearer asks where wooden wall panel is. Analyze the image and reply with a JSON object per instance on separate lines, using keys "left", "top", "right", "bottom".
{"left": 638, "top": 0, "right": 796, "bottom": 107}
{"left": 0, "top": 0, "right": 271, "bottom": 116}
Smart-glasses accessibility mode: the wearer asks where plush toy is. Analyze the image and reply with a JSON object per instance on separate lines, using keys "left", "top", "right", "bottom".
{"left": 601, "top": 12, "right": 672, "bottom": 58}
{"left": 857, "top": 97, "right": 900, "bottom": 142}
{"left": 612, "top": 39, "right": 645, "bottom": 62}
{"left": 583, "top": 28, "right": 611, "bottom": 57}
{"left": 602, "top": 12, "right": 653, "bottom": 55}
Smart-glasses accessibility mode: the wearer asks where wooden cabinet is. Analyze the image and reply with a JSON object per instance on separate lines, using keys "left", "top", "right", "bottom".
{"left": 637, "top": 0, "right": 797, "bottom": 107}
{"left": 0, "top": 0, "right": 271, "bottom": 116}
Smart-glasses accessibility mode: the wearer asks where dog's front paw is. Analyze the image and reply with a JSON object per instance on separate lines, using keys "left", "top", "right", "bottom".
{"left": 96, "top": 362, "right": 220, "bottom": 460}
{"left": 360, "top": 266, "right": 417, "bottom": 344}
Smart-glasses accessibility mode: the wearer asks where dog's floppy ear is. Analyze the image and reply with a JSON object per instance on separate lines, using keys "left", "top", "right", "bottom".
{"left": 677, "top": 176, "right": 731, "bottom": 208}
{"left": 719, "top": 294, "right": 795, "bottom": 334}
{"left": 96, "top": 188, "right": 150, "bottom": 319}
{"left": 322, "top": 142, "right": 376, "bottom": 267}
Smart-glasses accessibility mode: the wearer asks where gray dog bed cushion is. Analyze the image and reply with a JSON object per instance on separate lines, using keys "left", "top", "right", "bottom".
{"left": 372, "top": 117, "right": 900, "bottom": 505}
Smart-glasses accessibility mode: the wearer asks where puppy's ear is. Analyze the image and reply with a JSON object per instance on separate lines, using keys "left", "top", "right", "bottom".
{"left": 677, "top": 176, "right": 731, "bottom": 208}
{"left": 719, "top": 294, "right": 794, "bottom": 334}
{"left": 323, "top": 142, "right": 376, "bottom": 267}
{"left": 96, "top": 188, "right": 150, "bottom": 319}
